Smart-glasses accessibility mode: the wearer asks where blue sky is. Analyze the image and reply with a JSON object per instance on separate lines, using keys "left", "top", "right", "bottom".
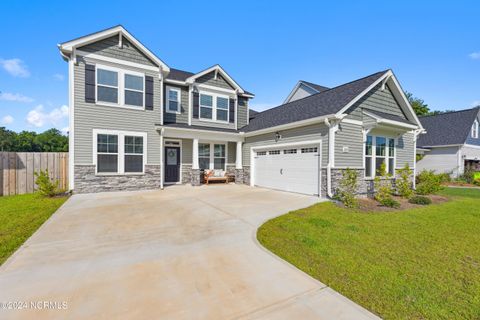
{"left": 1, "top": 0, "right": 479, "bottom": 133}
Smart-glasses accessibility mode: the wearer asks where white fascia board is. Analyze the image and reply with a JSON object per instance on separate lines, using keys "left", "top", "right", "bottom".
{"left": 157, "top": 126, "right": 243, "bottom": 142}
{"left": 164, "top": 79, "right": 188, "bottom": 86}
{"left": 420, "top": 144, "right": 463, "bottom": 148}
{"left": 243, "top": 114, "right": 336, "bottom": 137}
{"left": 186, "top": 65, "right": 244, "bottom": 94}
{"left": 463, "top": 144, "right": 480, "bottom": 150}
{"left": 59, "top": 25, "right": 170, "bottom": 72}
{"left": 283, "top": 81, "right": 302, "bottom": 104}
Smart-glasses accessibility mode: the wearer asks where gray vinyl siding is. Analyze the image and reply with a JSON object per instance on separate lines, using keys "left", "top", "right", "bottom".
{"left": 228, "top": 142, "right": 236, "bottom": 164}
{"left": 196, "top": 71, "right": 234, "bottom": 90}
{"left": 287, "top": 83, "right": 318, "bottom": 102}
{"left": 347, "top": 83, "right": 408, "bottom": 121}
{"left": 396, "top": 132, "right": 415, "bottom": 168}
{"left": 416, "top": 146, "right": 460, "bottom": 176}
{"left": 191, "top": 118, "right": 236, "bottom": 130}
{"left": 180, "top": 139, "right": 193, "bottom": 163}
{"left": 164, "top": 84, "right": 189, "bottom": 124}
{"left": 243, "top": 123, "right": 329, "bottom": 166}
{"left": 78, "top": 35, "right": 156, "bottom": 67}
{"left": 237, "top": 97, "right": 249, "bottom": 129}
{"left": 335, "top": 122, "right": 363, "bottom": 167}
{"left": 74, "top": 55, "right": 161, "bottom": 165}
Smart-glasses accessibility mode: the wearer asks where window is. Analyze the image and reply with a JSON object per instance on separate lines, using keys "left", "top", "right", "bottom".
{"left": 166, "top": 87, "right": 181, "bottom": 113}
{"left": 197, "top": 142, "right": 227, "bottom": 170}
{"left": 301, "top": 147, "right": 318, "bottom": 153}
{"left": 364, "top": 135, "right": 395, "bottom": 178}
{"left": 257, "top": 151, "right": 267, "bottom": 156}
{"left": 124, "top": 136, "right": 143, "bottom": 173}
{"left": 269, "top": 150, "right": 280, "bottom": 155}
{"left": 365, "top": 136, "right": 373, "bottom": 178}
{"left": 124, "top": 74, "right": 144, "bottom": 107}
{"left": 94, "top": 130, "right": 146, "bottom": 174}
{"left": 216, "top": 97, "right": 229, "bottom": 121}
{"left": 214, "top": 144, "right": 226, "bottom": 169}
{"left": 200, "top": 94, "right": 213, "bottom": 120}
{"left": 96, "top": 65, "right": 145, "bottom": 109}
{"left": 284, "top": 149, "right": 297, "bottom": 154}
{"left": 97, "top": 134, "right": 118, "bottom": 173}
{"left": 472, "top": 120, "right": 479, "bottom": 139}
{"left": 97, "top": 69, "right": 118, "bottom": 104}
{"left": 199, "top": 91, "right": 230, "bottom": 122}
{"left": 199, "top": 143, "right": 210, "bottom": 170}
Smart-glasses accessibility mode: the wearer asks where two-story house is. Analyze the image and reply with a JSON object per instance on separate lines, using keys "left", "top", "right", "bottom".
{"left": 417, "top": 107, "right": 480, "bottom": 176}
{"left": 59, "top": 25, "right": 424, "bottom": 197}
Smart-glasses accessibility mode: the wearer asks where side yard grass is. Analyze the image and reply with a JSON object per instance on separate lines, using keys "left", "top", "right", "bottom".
{"left": 0, "top": 194, "right": 68, "bottom": 265}
{"left": 257, "top": 188, "right": 480, "bottom": 319}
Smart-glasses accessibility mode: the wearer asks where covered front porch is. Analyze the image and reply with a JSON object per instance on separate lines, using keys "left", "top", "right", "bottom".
{"left": 156, "top": 125, "right": 244, "bottom": 187}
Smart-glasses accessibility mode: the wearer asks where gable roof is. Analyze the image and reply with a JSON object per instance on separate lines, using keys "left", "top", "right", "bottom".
{"left": 417, "top": 107, "right": 480, "bottom": 147}
{"left": 166, "top": 68, "right": 195, "bottom": 81}
{"left": 185, "top": 65, "right": 246, "bottom": 94}
{"left": 249, "top": 109, "right": 259, "bottom": 120}
{"left": 58, "top": 25, "right": 170, "bottom": 72}
{"left": 241, "top": 70, "right": 389, "bottom": 132}
{"left": 300, "top": 80, "right": 330, "bottom": 93}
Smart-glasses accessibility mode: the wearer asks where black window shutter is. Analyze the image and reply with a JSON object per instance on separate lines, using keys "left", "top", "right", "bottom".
{"left": 193, "top": 92, "right": 199, "bottom": 119}
{"left": 85, "top": 64, "right": 96, "bottom": 103}
{"left": 229, "top": 98, "right": 235, "bottom": 123}
{"left": 145, "top": 76, "right": 154, "bottom": 110}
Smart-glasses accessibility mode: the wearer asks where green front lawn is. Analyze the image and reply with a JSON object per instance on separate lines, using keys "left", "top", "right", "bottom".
{"left": 0, "top": 194, "right": 68, "bottom": 265}
{"left": 257, "top": 188, "right": 480, "bottom": 319}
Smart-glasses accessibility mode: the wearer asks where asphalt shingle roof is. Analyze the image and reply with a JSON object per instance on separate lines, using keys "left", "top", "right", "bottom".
{"left": 240, "top": 70, "right": 388, "bottom": 132}
{"left": 166, "top": 68, "right": 195, "bottom": 81}
{"left": 301, "top": 80, "right": 329, "bottom": 93}
{"left": 249, "top": 109, "right": 259, "bottom": 120}
{"left": 158, "top": 123, "right": 239, "bottom": 133}
{"left": 417, "top": 107, "right": 480, "bottom": 147}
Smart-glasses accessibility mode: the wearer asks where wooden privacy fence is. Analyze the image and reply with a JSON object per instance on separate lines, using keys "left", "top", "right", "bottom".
{"left": 0, "top": 152, "right": 69, "bottom": 196}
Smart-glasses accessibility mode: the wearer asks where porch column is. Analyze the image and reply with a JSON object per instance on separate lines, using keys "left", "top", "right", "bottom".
{"left": 236, "top": 141, "right": 242, "bottom": 169}
{"left": 191, "top": 138, "right": 201, "bottom": 186}
{"left": 235, "top": 141, "right": 244, "bottom": 184}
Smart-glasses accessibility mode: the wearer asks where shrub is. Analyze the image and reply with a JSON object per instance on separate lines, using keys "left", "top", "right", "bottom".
{"left": 396, "top": 164, "right": 413, "bottom": 198}
{"left": 474, "top": 172, "right": 480, "bottom": 186}
{"left": 335, "top": 168, "right": 359, "bottom": 208}
{"left": 374, "top": 162, "right": 394, "bottom": 203}
{"left": 409, "top": 195, "right": 432, "bottom": 205}
{"left": 415, "top": 170, "right": 443, "bottom": 195}
{"left": 380, "top": 197, "right": 401, "bottom": 208}
{"left": 34, "top": 170, "right": 60, "bottom": 197}
{"left": 457, "top": 170, "right": 475, "bottom": 184}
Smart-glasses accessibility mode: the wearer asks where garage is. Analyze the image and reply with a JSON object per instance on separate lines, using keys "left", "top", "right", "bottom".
{"left": 252, "top": 143, "right": 321, "bottom": 196}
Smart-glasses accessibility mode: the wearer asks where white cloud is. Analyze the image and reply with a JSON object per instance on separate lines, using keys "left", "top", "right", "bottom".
{"left": 0, "top": 58, "right": 30, "bottom": 77}
{"left": 26, "top": 104, "right": 69, "bottom": 128}
{"left": 469, "top": 52, "right": 480, "bottom": 60}
{"left": 1, "top": 115, "right": 14, "bottom": 125}
{"left": 53, "top": 73, "right": 64, "bottom": 81}
{"left": 249, "top": 102, "right": 280, "bottom": 111}
{"left": 61, "top": 127, "right": 69, "bottom": 135}
{"left": 472, "top": 101, "right": 480, "bottom": 107}
{"left": 0, "top": 92, "right": 34, "bottom": 103}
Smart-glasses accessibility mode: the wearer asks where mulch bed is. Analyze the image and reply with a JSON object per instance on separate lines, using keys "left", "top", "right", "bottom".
{"left": 337, "top": 195, "right": 450, "bottom": 212}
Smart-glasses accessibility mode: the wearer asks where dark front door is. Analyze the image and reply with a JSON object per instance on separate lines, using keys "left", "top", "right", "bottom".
{"left": 165, "top": 147, "right": 180, "bottom": 183}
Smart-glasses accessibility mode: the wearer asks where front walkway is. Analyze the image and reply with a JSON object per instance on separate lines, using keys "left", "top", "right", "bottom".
{"left": 0, "top": 185, "right": 379, "bottom": 319}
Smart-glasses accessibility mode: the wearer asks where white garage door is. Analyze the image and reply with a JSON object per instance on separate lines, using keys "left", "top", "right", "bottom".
{"left": 253, "top": 145, "right": 321, "bottom": 196}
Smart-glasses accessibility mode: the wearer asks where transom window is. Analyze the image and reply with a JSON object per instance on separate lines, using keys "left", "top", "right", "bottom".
{"left": 199, "top": 92, "right": 230, "bottom": 122}
{"left": 301, "top": 147, "right": 318, "bottom": 153}
{"left": 284, "top": 149, "right": 297, "bottom": 154}
{"left": 269, "top": 150, "right": 280, "bottom": 155}
{"left": 96, "top": 65, "right": 145, "bottom": 108}
{"left": 472, "top": 120, "right": 479, "bottom": 139}
{"left": 166, "top": 87, "right": 181, "bottom": 113}
{"left": 365, "top": 135, "right": 395, "bottom": 178}
{"left": 256, "top": 151, "right": 267, "bottom": 156}
{"left": 95, "top": 130, "right": 146, "bottom": 174}
{"left": 197, "top": 142, "right": 227, "bottom": 170}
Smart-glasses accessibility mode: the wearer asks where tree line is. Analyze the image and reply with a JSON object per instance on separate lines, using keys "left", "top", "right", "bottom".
{"left": 405, "top": 92, "right": 457, "bottom": 116}
{"left": 0, "top": 127, "right": 68, "bottom": 152}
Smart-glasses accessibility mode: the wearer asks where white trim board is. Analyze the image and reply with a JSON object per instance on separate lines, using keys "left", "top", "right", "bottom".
{"left": 186, "top": 65, "right": 244, "bottom": 94}
{"left": 76, "top": 50, "right": 159, "bottom": 72}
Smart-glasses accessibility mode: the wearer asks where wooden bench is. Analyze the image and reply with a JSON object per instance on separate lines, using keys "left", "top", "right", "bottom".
{"left": 204, "top": 170, "right": 228, "bottom": 185}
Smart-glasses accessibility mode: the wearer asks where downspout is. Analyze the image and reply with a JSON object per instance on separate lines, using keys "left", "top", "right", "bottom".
{"left": 160, "top": 128, "right": 165, "bottom": 189}
{"left": 324, "top": 118, "right": 339, "bottom": 198}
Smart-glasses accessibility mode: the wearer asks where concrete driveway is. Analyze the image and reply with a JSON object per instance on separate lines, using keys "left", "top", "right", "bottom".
{"left": 0, "top": 185, "right": 379, "bottom": 320}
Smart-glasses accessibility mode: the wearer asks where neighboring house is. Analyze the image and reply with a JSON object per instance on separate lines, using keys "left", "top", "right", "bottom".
{"left": 283, "top": 80, "right": 329, "bottom": 103}
{"left": 59, "top": 25, "right": 423, "bottom": 197}
{"left": 416, "top": 107, "right": 480, "bottom": 177}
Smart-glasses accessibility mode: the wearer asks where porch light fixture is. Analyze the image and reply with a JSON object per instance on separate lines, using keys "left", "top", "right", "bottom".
{"left": 275, "top": 132, "right": 282, "bottom": 142}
